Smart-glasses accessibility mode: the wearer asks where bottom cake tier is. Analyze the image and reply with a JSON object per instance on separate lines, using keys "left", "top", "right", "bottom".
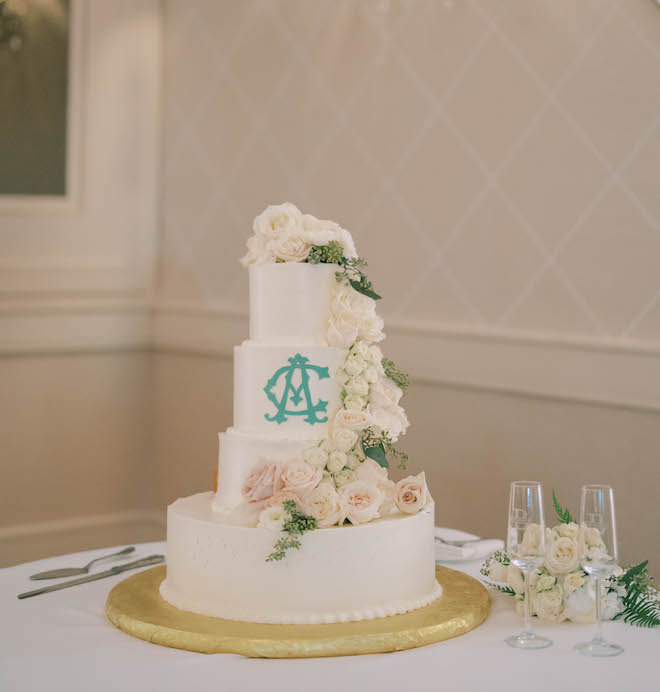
{"left": 160, "top": 492, "right": 442, "bottom": 624}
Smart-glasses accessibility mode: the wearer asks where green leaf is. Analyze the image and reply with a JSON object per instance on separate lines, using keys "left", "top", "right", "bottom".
{"left": 621, "top": 560, "right": 648, "bottom": 585}
{"left": 349, "top": 279, "right": 381, "bottom": 300}
{"left": 552, "top": 489, "right": 575, "bottom": 524}
{"left": 484, "top": 581, "right": 516, "bottom": 596}
{"left": 616, "top": 584, "right": 660, "bottom": 628}
{"left": 365, "top": 444, "right": 389, "bottom": 468}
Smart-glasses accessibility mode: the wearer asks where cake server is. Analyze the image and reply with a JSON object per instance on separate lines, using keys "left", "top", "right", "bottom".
{"left": 29, "top": 546, "right": 136, "bottom": 580}
{"left": 18, "top": 554, "right": 164, "bottom": 599}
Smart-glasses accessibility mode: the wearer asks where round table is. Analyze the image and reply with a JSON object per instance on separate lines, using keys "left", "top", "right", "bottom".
{"left": 1, "top": 542, "right": 656, "bottom": 692}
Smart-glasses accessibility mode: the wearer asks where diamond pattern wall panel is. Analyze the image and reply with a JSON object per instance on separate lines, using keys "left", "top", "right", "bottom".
{"left": 159, "top": 0, "right": 660, "bottom": 342}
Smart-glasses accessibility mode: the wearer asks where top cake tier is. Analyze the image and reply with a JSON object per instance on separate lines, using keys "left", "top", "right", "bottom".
{"left": 249, "top": 263, "right": 336, "bottom": 346}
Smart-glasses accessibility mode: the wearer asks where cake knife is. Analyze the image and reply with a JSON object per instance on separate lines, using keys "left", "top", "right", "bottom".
{"left": 17, "top": 554, "right": 165, "bottom": 599}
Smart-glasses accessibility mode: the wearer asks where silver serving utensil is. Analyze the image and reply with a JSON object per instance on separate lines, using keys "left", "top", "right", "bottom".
{"left": 29, "top": 546, "right": 136, "bottom": 580}
{"left": 18, "top": 555, "right": 164, "bottom": 599}
{"left": 435, "top": 535, "right": 483, "bottom": 547}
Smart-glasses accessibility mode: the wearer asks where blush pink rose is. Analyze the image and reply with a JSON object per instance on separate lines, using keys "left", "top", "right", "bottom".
{"left": 279, "top": 461, "right": 323, "bottom": 497}
{"left": 242, "top": 461, "right": 283, "bottom": 503}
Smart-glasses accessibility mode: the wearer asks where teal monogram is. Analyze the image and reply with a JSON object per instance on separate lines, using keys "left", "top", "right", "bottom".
{"left": 264, "top": 353, "right": 330, "bottom": 425}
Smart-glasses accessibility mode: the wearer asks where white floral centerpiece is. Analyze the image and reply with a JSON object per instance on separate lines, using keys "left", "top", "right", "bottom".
{"left": 482, "top": 492, "right": 660, "bottom": 627}
{"left": 237, "top": 204, "right": 432, "bottom": 561}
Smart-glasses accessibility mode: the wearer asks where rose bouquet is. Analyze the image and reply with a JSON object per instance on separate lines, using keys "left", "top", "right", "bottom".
{"left": 482, "top": 492, "right": 660, "bottom": 627}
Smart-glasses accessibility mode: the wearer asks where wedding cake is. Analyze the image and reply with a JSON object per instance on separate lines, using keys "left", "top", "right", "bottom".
{"left": 160, "top": 203, "right": 442, "bottom": 624}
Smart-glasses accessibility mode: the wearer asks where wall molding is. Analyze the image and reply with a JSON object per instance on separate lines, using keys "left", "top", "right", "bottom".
{"left": 152, "top": 302, "right": 660, "bottom": 412}
{"left": 3, "top": 299, "right": 660, "bottom": 412}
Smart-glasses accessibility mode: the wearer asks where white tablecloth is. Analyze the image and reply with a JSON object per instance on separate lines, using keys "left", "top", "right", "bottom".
{"left": 1, "top": 542, "right": 657, "bottom": 692}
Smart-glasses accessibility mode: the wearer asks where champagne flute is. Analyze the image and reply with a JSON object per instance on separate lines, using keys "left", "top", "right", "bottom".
{"left": 505, "top": 481, "right": 552, "bottom": 649}
{"left": 575, "top": 484, "right": 623, "bottom": 657}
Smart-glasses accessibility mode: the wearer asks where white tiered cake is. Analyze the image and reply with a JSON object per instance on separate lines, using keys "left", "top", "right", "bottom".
{"left": 160, "top": 204, "right": 441, "bottom": 624}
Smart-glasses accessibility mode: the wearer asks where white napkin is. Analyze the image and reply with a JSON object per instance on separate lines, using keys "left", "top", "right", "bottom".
{"left": 435, "top": 527, "right": 504, "bottom": 562}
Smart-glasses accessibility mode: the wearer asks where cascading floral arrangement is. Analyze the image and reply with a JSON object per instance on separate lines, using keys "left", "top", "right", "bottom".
{"left": 239, "top": 204, "right": 432, "bottom": 560}
{"left": 481, "top": 491, "right": 660, "bottom": 627}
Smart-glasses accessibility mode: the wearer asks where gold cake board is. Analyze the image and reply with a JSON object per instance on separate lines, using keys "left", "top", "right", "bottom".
{"left": 105, "top": 565, "right": 490, "bottom": 658}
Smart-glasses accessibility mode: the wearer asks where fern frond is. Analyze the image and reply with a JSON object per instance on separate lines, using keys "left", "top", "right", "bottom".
{"left": 552, "top": 489, "right": 575, "bottom": 524}
{"left": 484, "top": 581, "right": 516, "bottom": 596}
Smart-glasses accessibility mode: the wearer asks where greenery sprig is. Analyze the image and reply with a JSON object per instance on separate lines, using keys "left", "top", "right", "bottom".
{"left": 382, "top": 358, "right": 412, "bottom": 393}
{"left": 361, "top": 428, "right": 408, "bottom": 470}
{"left": 485, "top": 581, "right": 517, "bottom": 595}
{"left": 307, "top": 241, "right": 345, "bottom": 265}
{"left": 306, "top": 242, "right": 381, "bottom": 300}
{"left": 266, "top": 500, "right": 317, "bottom": 562}
{"left": 614, "top": 560, "right": 660, "bottom": 628}
{"left": 552, "top": 489, "right": 575, "bottom": 524}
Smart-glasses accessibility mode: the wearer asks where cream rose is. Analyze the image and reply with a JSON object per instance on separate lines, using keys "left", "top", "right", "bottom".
{"left": 303, "top": 446, "right": 328, "bottom": 469}
{"left": 279, "top": 461, "right": 322, "bottom": 496}
{"left": 395, "top": 472, "right": 430, "bottom": 514}
{"left": 253, "top": 202, "right": 303, "bottom": 241}
{"left": 273, "top": 234, "right": 312, "bottom": 263}
{"left": 507, "top": 564, "right": 525, "bottom": 594}
{"left": 240, "top": 235, "right": 274, "bottom": 267}
{"left": 334, "top": 469, "right": 357, "bottom": 488}
{"left": 330, "top": 427, "right": 359, "bottom": 453}
{"left": 334, "top": 408, "right": 372, "bottom": 431}
{"left": 488, "top": 561, "right": 509, "bottom": 583}
{"left": 362, "top": 365, "right": 380, "bottom": 383}
{"left": 327, "top": 450, "right": 347, "bottom": 473}
{"left": 546, "top": 534, "right": 579, "bottom": 575}
{"left": 257, "top": 505, "right": 288, "bottom": 531}
{"left": 345, "top": 452, "right": 362, "bottom": 470}
{"left": 331, "top": 284, "right": 376, "bottom": 322}
{"left": 563, "top": 571, "right": 586, "bottom": 594}
{"left": 533, "top": 586, "right": 565, "bottom": 622}
{"left": 303, "top": 483, "right": 344, "bottom": 528}
{"left": 343, "top": 394, "right": 366, "bottom": 411}
{"left": 535, "top": 574, "right": 557, "bottom": 592}
{"left": 370, "top": 376, "right": 403, "bottom": 409}
{"left": 377, "top": 478, "right": 397, "bottom": 514}
{"left": 584, "top": 526, "right": 607, "bottom": 550}
{"left": 358, "top": 314, "right": 385, "bottom": 343}
{"left": 352, "top": 340, "right": 372, "bottom": 361}
{"left": 557, "top": 522, "right": 579, "bottom": 541}
{"left": 344, "top": 376, "right": 370, "bottom": 397}
{"left": 344, "top": 353, "right": 367, "bottom": 376}
{"left": 339, "top": 480, "right": 383, "bottom": 525}
{"left": 368, "top": 344, "right": 383, "bottom": 364}
{"left": 327, "top": 313, "right": 359, "bottom": 349}
{"left": 242, "top": 461, "right": 282, "bottom": 503}
{"left": 355, "top": 457, "right": 388, "bottom": 484}
{"left": 518, "top": 523, "right": 543, "bottom": 557}
{"left": 368, "top": 404, "right": 409, "bottom": 442}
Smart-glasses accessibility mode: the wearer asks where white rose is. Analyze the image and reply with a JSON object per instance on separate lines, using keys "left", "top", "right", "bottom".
{"left": 358, "top": 314, "right": 385, "bottom": 343}
{"left": 345, "top": 376, "right": 370, "bottom": 397}
{"left": 601, "top": 591, "right": 624, "bottom": 620}
{"left": 546, "top": 534, "right": 579, "bottom": 575}
{"left": 322, "top": 470, "right": 334, "bottom": 486}
{"left": 279, "top": 461, "right": 323, "bottom": 496}
{"left": 564, "top": 582, "right": 596, "bottom": 623}
{"left": 584, "top": 526, "right": 607, "bottom": 550}
{"left": 257, "top": 505, "right": 287, "bottom": 531}
{"left": 345, "top": 452, "right": 362, "bottom": 470}
{"left": 253, "top": 202, "right": 303, "bottom": 241}
{"left": 352, "top": 340, "right": 372, "bottom": 361}
{"left": 331, "top": 284, "right": 376, "bottom": 322}
{"left": 329, "top": 427, "right": 358, "bottom": 453}
{"left": 368, "top": 344, "right": 383, "bottom": 364}
{"left": 563, "top": 571, "right": 586, "bottom": 594}
{"left": 533, "top": 586, "right": 566, "bottom": 622}
{"left": 507, "top": 564, "right": 525, "bottom": 594}
{"left": 362, "top": 365, "right": 379, "bottom": 383}
{"left": 327, "top": 450, "right": 347, "bottom": 473}
{"left": 273, "top": 234, "right": 312, "bottom": 263}
{"left": 535, "top": 574, "right": 557, "bottom": 592}
{"left": 368, "top": 404, "right": 409, "bottom": 442}
{"left": 334, "top": 469, "right": 356, "bottom": 488}
{"left": 240, "top": 234, "right": 275, "bottom": 267}
{"left": 302, "top": 213, "right": 342, "bottom": 239}
{"left": 378, "top": 478, "right": 397, "bottom": 514}
{"left": 557, "top": 522, "right": 579, "bottom": 541}
{"left": 344, "top": 353, "right": 367, "bottom": 376}
{"left": 320, "top": 438, "right": 336, "bottom": 454}
{"left": 339, "top": 480, "right": 383, "bottom": 525}
{"left": 518, "top": 523, "right": 543, "bottom": 557}
{"left": 395, "top": 472, "right": 430, "bottom": 514}
{"left": 343, "top": 394, "right": 366, "bottom": 411}
{"left": 334, "top": 408, "right": 372, "bottom": 431}
{"left": 488, "top": 561, "right": 509, "bottom": 583}
{"left": 303, "top": 446, "right": 328, "bottom": 469}
{"left": 370, "top": 376, "right": 403, "bottom": 409}
{"left": 327, "top": 313, "right": 359, "bottom": 349}
{"left": 355, "top": 457, "right": 388, "bottom": 484}
{"left": 303, "top": 483, "right": 345, "bottom": 528}
{"left": 337, "top": 227, "right": 358, "bottom": 259}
